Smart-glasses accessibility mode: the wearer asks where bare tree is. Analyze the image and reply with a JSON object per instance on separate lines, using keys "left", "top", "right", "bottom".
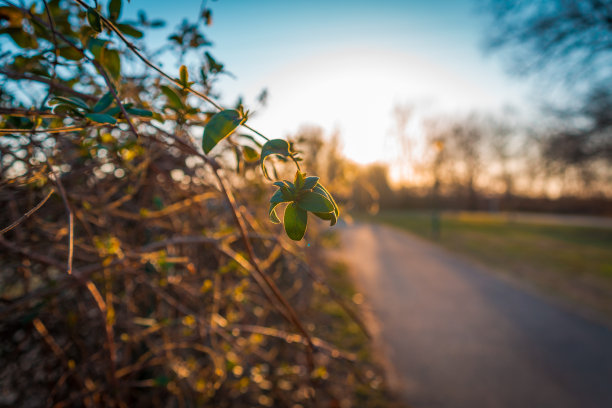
{"left": 485, "top": 0, "right": 612, "bottom": 85}
{"left": 485, "top": 0, "right": 612, "bottom": 191}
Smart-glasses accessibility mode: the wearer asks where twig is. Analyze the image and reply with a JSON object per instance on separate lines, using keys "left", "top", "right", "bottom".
{"left": 50, "top": 171, "right": 74, "bottom": 275}
{"left": 213, "top": 170, "right": 317, "bottom": 371}
{"left": 0, "top": 69, "right": 96, "bottom": 101}
{"left": 0, "top": 124, "right": 105, "bottom": 134}
{"left": 0, "top": 188, "right": 55, "bottom": 235}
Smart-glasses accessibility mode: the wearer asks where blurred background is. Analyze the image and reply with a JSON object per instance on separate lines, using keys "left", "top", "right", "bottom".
{"left": 135, "top": 0, "right": 611, "bottom": 208}
{"left": 1, "top": 0, "right": 611, "bottom": 407}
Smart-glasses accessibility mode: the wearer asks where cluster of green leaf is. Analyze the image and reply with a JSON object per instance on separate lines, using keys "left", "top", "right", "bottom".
{"left": 269, "top": 171, "right": 339, "bottom": 240}
{"left": 0, "top": 1, "right": 363, "bottom": 407}
{"left": 200, "top": 108, "right": 340, "bottom": 240}
{"left": 6, "top": 0, "right": 338, "bottom": 241}
{"left": 50, "top": 92, "right": 152, "bottom": 124}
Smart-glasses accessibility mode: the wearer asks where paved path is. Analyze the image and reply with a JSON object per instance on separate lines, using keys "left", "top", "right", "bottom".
{"left": 339, "top": 223, "right": 612, "bottom": 408}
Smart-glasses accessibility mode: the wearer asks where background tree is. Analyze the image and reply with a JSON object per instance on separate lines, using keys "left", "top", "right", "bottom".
{"left": 485, "top": 0, "right": 612, "bottom": 190}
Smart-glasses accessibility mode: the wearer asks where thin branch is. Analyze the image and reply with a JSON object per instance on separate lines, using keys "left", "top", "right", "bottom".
{"left": 213, "top": 170, "right": 317, "bottom": 370}
{"left": 50, "top": 171, "right": 74, "bottom": 275}
{"left": 0, "top": 69, "right": 96, "bottom": 101}
{"left": 0, "top": 188, "right": 55, "bottom": 235}
{"left": 0, "top": 124, "right": 105, "bottom": 134}
{"left": 0, "top": 107, "right": 62, "bottom": 118}
{"left": 90, "top": 58, "right": 141, "bottom": 139}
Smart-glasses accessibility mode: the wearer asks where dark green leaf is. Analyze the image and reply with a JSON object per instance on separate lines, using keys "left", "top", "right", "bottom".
{"left": 87, "top": 7, "right": 102, "bottom": 33}
{"left": 243, "top": 145, "right": 259, "bottom": 162}
{"left": 2, "top": 27, "right": 38, "bottom": 49}
{"left": 294, "top": 171, "right": 305, "bottom": 189}
{"left": 106, "top": 106, "right": 121, "bottom": 116}
{"left": 49, "top": 96, "right": 90, "bottom": 111}
{"left": 284, "top": 202, "right": 307, "bottom": 241}
{"left": 116, "top": 23, "right": 143, "bottom": 38}
{"left": 103, "top": 49, "right": 121, "bottom": 80}
{"left": 58, "top": 46, "right": 83, "bottom": 61}
{"left": 126, "top": 107, "right": 153, "bottom": 117}
{"left": 260, "top": 139, "right": 291, "bottom": 180}
{"left": 269, "top": 202, "right": 282, "bottom": 224}
{"left": 86, "top": 113, "right": 117, "bottom": 124}
{"left": 270, "top": 188, "right": 291, "bottom": 205}
{"left": 202, "top": 109, "right": 245, "bottom": 154}
{"left": 314, "top": 183, "right": 339, "bottom": 223}
{"left": 261, "top": 139, "right": 291, "bottom": 158}
{"left": 297, "top": 191, "right": 334, "bottom": 213}
{"left": 160, "top": 85, "right": 184, "bottom": 110}
{"left": 108, "top": 0, "right": 122, "bottom": 21}
{"left": 302, "top": 176, "right": 319, "bottom": 190}
{"left": 52, "top": 104, "right": 81, "bottom": 116}
{"left": 153, "top": 375, "right": 170, "bottom": 387}
{"left": 273, "top": 181, "right": 295, "bottom": 200}
{"left": 205, "top": 51, "right": 224, "bottom": 74}
{"left": 92, "top": 92, "right": 114, "bottom": 112}
{"left": 87, "top": 37, "right": 108, "bottom": 60}
{"left": 273, "top": 181, "right": 290, "bottom": 189}
{"left": 314, "top": 211, "right": 338, "bottom": 226}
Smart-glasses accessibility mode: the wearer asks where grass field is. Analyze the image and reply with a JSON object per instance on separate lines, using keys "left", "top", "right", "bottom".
{"left": 359, "top": 210, "right": 612, "bottom": 321}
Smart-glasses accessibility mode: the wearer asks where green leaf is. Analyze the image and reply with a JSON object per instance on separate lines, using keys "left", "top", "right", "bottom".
{"left": 116, "top": 23, "right": 143, "bottom": 38}
{"left": 243, "top": 145, "right": 259, "bottom": 162}
{"left": 314, "top": 211, "right": 338, "bottom": 226}
{"left": 49, "top": 96, "right": 90, "bottom": 111}
{"left": 2, "top": 27, "right": 38, "bottom": 49}
{"left": 160, "top": 85, "right": 184, "bottom": 110}
{"left": 261, "top": 139, "right": 290, "bottom": 159}
{"left": 179, "top": 65, "right": 189, "bottom": 85}
{"left": 284, "top": 202, "right": 307, "bottom": 241}
{"left": 52, "top": 104, "right": 81, "bottom": 116}
{"left": 126, "top": 107, "right": 154, "bottom": 117}
{"left": 106, "top": 106, "right": 121, "bottom": 116}
{"left": 302, "top": 176, "right": 319, "bottom": 190}
{"left": 273, "top": 180, "right": 290, "bottom": 189}
{"left": 92, "top": 92, "right": 114, "bottom": 112}
{"left": 294, "top": 171, "right": 305, "bottom": 189}
{"left": 87, "top": 37, "right": 108, "bottom": 60}
{"left": 58, "top": 46, "right": 83, "bottom": 61}
{"left": 202, "top": 109, "right": 245, "bottom": 154}
{"left": 313, "top": 183, "right": 339, "bottom": 224}
{"left": 103, "top": 49, "right": 121, "bottom": 80}
{"left": 260, "top": 139, "right": 291, "bottom": 180}
{"left": 205, "top": 51, "right": 224, "bottom": 74}
{"left": 270, "top": 188, "right": 290, "bottom": 204}
{"left": 273, "top": 181, "right": 295, "bottom": 201}
{"left": 297, "top": 191, "right": 334, "bottom": 213}
{"left": 108, "top": 0, "right": 122, "bottom": 21}
{"left": 269, "top": 202, "right": 282, "bottom": 224}
{"left": 86, "top": 113, "right": 117, "bottom": 124}
{"left": 87, "top": 7, "right": 102, "bottom": 33}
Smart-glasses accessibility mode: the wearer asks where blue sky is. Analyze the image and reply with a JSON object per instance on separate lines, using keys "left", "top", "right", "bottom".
{"left": 124, "top": 0, "right": 534, "bottom": 165}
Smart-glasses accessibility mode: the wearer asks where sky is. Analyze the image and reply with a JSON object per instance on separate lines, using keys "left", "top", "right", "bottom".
{"left": 125, "top": 0, "right": 534, "bottom": 166}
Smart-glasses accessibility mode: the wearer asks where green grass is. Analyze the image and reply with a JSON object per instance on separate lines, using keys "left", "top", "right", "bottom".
{"left": 359, "top": 210, "right": 612, "bottom": 319}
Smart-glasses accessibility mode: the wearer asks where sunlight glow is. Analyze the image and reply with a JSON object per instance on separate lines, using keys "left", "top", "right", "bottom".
{"left": 242, "top": 47, "right": 504, "bottom": 168}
